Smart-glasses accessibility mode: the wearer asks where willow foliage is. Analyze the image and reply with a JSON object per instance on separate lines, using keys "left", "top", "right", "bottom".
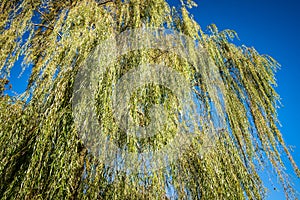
{"left": 0, "top": 0, "right": 299, "bottom": 199}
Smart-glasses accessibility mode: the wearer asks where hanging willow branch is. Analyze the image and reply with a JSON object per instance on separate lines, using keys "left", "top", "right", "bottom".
{"left": 0, "top": 0, "right": 299, "bottom": 199}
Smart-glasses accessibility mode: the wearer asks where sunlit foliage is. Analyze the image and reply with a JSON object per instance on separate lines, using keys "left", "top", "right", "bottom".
{"left": 0, "top": 0, "right": 299, "bottom": 199}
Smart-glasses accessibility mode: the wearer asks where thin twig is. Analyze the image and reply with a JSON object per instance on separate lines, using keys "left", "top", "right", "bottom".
{"left": 33, "top": 23, "right": 62, "bottom": 38}
{"left": 98, "top": 0, "right": 115, "bottom": 6}
{"left": 36, "top": 9, "right": 52, "bottom": 25}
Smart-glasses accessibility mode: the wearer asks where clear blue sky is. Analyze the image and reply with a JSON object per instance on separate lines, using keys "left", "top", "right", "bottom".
{"left": 7, "top": 0, "right": 299, "bottom": 199}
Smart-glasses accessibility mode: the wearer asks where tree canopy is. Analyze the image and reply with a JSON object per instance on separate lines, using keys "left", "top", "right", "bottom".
{"left": 0, "top": 0, "right": 299, "bottom": 199}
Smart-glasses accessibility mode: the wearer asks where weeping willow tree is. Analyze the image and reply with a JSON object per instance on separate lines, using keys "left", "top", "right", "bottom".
{"left": 0, "top": 0, "right": 299, "bottom": 199}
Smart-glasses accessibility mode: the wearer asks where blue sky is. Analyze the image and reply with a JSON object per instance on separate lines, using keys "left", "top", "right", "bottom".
{"left": 186, "top": 0, "right": 300, "bottom": 199}
{"left": 6, "top": 0, "right": 299, "bottom": 199}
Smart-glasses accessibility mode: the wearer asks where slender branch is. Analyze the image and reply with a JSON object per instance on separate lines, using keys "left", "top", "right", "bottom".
{"left": 33, "top": 23, "right": 62, "bottom": 38}
{"left": 98, "top": 0, "right": 115, "bottom": 6}
{"left": 36, "top": 9, "right": 52, "bottom": 25}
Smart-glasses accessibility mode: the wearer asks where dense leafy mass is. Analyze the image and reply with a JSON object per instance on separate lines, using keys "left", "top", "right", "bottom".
{"left": 0, "top": 0, "right": 299, "bottom": 199}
